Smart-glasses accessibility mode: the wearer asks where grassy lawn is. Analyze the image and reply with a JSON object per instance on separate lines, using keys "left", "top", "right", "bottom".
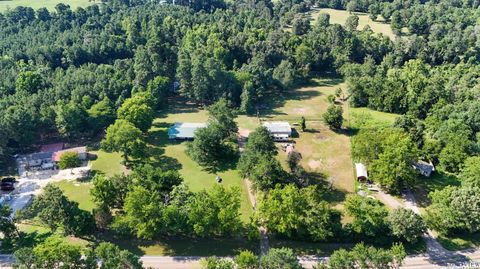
{"left": 89, "top": 150, "right": 128, "bottom": 177}
{"left": 308, "top": 8, "right": 395, "bottom": 39}
{"left": 53, "top": 180, "right": 95, "bottom": 212}
{"left": 0, "top": 0, "right": 95, "bottom": 12}
{"left": 348, "top": 107, "right": 399, "bottom": 129}
{"left": 437, "top": 232, "right": 480, "bottom": 251}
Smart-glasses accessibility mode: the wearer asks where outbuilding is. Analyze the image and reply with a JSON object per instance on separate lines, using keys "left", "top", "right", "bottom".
{"left": 355, "top": 163, "right": 368, "bottom": 181}
{"left": 263, "top": 121, "right": 292, "bottom": 141}
{"left": 413, "top": 160, "right": 435, "bottom": 177}
{"left": 168, "top": 122, "right": 207, "bottom": 140}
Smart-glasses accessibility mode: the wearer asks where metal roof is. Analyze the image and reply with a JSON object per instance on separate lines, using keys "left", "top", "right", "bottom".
{"left": 355, "top": 163, "right": 368, "bottom": 179}
{"left": 262, "top": 121, "right": 292, "bottom": 134}
{"left": 168, "top": 122, "right": 207, "bottom": 139}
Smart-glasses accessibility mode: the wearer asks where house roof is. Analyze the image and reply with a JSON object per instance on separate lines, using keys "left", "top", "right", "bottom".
{"left": 40, "top": 143, "right": 64, "bottom": 153}
{"left": 30, "top": 152, "right": 53, "bottom": 160}
{"left": 52, "top": 147, "right": 87, "bottom": 162}
{"left": 355, "top": 163, "right": 368, "bottom": 179}
{"left": 263, "top": 121, "right": 292, "bottom": 133}
{"left": 168, "top": 122, "right": 207, "bottom": 138}
{"left": 413, "top": 161, "right": 434, "bottom": 176}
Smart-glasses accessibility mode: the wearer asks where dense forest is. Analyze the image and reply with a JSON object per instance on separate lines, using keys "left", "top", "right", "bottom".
{"left": 1, "top": 0, "right": 480, "bottom": 261}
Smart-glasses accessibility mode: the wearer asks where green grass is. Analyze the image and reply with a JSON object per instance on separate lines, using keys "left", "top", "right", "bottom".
{"left": 53, "top": 180, "right": 95, "bottom": 212}
{"left": 89, "top": 150, "right": 128, "bottom": 177}
{"left": 0, "top": 0, "right": 95, "bottom": 12}
{"left": 348, "top": 107, "right": 399, "bottom": 129}
{"left": 438, "top": 232, "right": 480, "bottom": 251}
{"left": 149, "top": 115, "right": 253, "bottom": 222}
{"left": 309, "top": 8, "right": 395, "bottom": 39}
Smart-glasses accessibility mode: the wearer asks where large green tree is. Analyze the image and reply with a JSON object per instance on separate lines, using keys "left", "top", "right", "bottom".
{"left": 387, "top": 208, "right": 426, "bottom": 243}
{"left": 101, "top": 119, "right": 147, "bottom": 163}
{"left": 117, "top": 94, "right": 155, "bottom": 133}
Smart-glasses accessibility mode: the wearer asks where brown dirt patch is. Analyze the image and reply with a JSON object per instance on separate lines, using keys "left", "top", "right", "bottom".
{"left": 308, "top": 159, "right": 323, "bottom": 169}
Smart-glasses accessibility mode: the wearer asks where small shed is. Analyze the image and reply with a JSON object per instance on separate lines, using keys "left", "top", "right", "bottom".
{"left": 52, "top": 147, "right": 88, "bottom": 163}
{"left": 263, "top": 121, "right": 292, "bottom": 141}
{"left": 355, "top": 163, "right": 368, "bottom": 181}
{"left": 168, "top": 122, "right": 207, "bottom": 140}
{"left": 413, "top": 160, "right": 435, "bottom": 177}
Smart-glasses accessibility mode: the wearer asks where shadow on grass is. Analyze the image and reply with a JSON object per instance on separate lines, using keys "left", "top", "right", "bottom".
{"left": 95, "top": 231, "right": 257, "bottom": 256}
{"left": 413, "top": 171, "right": 460, "bottom": 207}
{"left": 437, "top": 232, "right": 480, "bottom": 251}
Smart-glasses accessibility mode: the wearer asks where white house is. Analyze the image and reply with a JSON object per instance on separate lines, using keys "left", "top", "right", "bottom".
{"left": 263, "top": 121, "right": 292, "bottom": 141}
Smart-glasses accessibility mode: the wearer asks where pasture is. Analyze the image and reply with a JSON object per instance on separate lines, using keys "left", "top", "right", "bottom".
{"left": 0, "top": 0, "right": 94, "bottom": 12}
{"left": 309, "top": 8, "right": 395, "bottom": 39}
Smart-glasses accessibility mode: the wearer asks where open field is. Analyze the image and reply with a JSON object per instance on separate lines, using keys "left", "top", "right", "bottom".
{"left": 0, "top": 0, "right": 94, "bottom": 12}
{"left": 53, "top": 180, "right": 95, "bottom": 212}
{"left": 89, "top": 150, "right": 128, "bottom": 177}
{"left": 309, "top": 8, "right": 395, "bottom": 39}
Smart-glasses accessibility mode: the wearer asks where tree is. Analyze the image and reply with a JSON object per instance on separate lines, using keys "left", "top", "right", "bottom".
{"left": 58, "top": 152, "right": 81, "bottom": 170}
{"left": 323, "top": 105, "right": 343, "bottom": 130}
{"left": 345, "top": 15, "right": 359, "bottom": 31}
{"left": 273, "top": 60, "right": 298, "bottom": 89}
{"left": 426, "top": 186, "right": 480, "bottom": 234}
{"left": 117, "top": 95, "right": 154, "bottom": 133}
{"left": 146, "top": 76, "right": 170, "bottom": 109}
{"left": 101, "top": 119, "right": 147, "bottom": 163}
{"left": 87, "top": 98, "right": 115, "bottom": 134}
{"left": 91, "top": 174, "right": 132, "bottom": 209}
{"left": 187, "top": 123, "right": 238, "bottom": 171}
{"left": 15, "top": 71, "right": 44, "bottom": 94}
{"left": 235, "top": 250, "right": 259, "bottom": 269}
{"left": 21, "top": 184, "right": 94, "bottom": 236}
{"left": 292, "top": 16, "right": 311, "bottom": 35}
{"left": 55, "top": 101, "right": 89, "bottom": 138}
{"left": 327, "top": 243, "right": 406, "bottom": 269}
{"left": 238, "top": 126, "right": 280, "bottom": 187}
{"left": 207, "top": 98, "right": 238, "bottom": 139}
{"left": 387, "top": 208, "right": 426, "bottom": 243}
{"left": 260, "top": 248, "right": 302, "bottom": 269}
{"left": 123, "top": 186, "right": 164, "bottom": 240}
{"left": 14, "top": 236, "right": 88, "bottom": 269}
{"left": 95, "top": 242, "right": 143, "bottom": 269}
{"left": 299, "top": 116, "right": 306, "bottom": 132}
{"left": 287, "top": 151, "right": 302, "bottom": 172}
{"left": 258, "top": 185, "right": 341, "bottom": 241}
{"left": 201, "top": 257, "right": 234, "bottom": 269}
{"left": 369, "top": 130, "right": 418, "bottom": 193}
{"left": 130, "top": 164, "right": 183, "bottom": 195}
{"left": 460, "top": 156, "right": 480, "bottom": 187}
{"left": 0, "top": 205, "right": 17, "bottom": 242}
{"left": 344, "top": 194, "right": 388, "bottom": 237}
{"left": 188, "top": 99, "right": 239, "bottom": 171}
{"left": 187, "top": 185, "right": 242, "bottom": 237}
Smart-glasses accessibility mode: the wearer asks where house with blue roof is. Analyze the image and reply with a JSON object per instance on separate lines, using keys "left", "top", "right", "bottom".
{"left": 168, "top": 122, "right": 207, "bottom": 140}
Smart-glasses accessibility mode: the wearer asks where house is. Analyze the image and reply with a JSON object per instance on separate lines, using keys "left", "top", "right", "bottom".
{"left": 168, "top": 122, "right": 207, "bottom": 140}
{"left": 413, "top": 160, "right": 435, "bottom": 177}
{"left": 27, "top": 152, "right": 54, "bottom": 167}
{"left": 355, "top": 163, "right": 368, "bottom": 181}
{"left": 263, "top": 121, "right": 292, "bottom": 141}
{"left": 52, "top": 147, "right": 88, "bottom": 163}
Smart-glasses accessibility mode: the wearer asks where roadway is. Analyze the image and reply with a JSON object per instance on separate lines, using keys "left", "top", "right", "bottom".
{"left": 1, "top": 251, "right": 479, "bottom": 269}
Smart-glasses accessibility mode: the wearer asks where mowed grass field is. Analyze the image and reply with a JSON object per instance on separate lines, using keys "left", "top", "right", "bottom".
{"left": 309, "top": 8, "right": 395, "bottom": 39}
{"left": 0, "top": 0, "right": 95, "bottom": 12}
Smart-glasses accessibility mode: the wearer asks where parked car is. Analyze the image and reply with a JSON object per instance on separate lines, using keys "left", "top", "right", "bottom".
{"left": 1, "top": 177, "right": 16, "bottom": 191}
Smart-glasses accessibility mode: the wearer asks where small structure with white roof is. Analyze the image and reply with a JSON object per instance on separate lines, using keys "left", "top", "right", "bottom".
{"left": 168, "top": 122, "right": 207, "bottom": 140}
{"left": 263, "top": 121, "right": 292, "bottom": 141}
{"left": 413, "top": 160, "right": 435, "bottom": 177}
{"left": 355, "top": 163, "right": 368, "bottom": 181}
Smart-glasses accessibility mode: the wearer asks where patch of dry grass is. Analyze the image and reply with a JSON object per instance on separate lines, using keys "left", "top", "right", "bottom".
{"left": 309, "top": 8, "right": 395, "bottom": 39}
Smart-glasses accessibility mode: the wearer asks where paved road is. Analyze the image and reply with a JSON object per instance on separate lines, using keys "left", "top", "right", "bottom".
{"left": 1, "top": 252, "right": 479, "bottom": 269}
